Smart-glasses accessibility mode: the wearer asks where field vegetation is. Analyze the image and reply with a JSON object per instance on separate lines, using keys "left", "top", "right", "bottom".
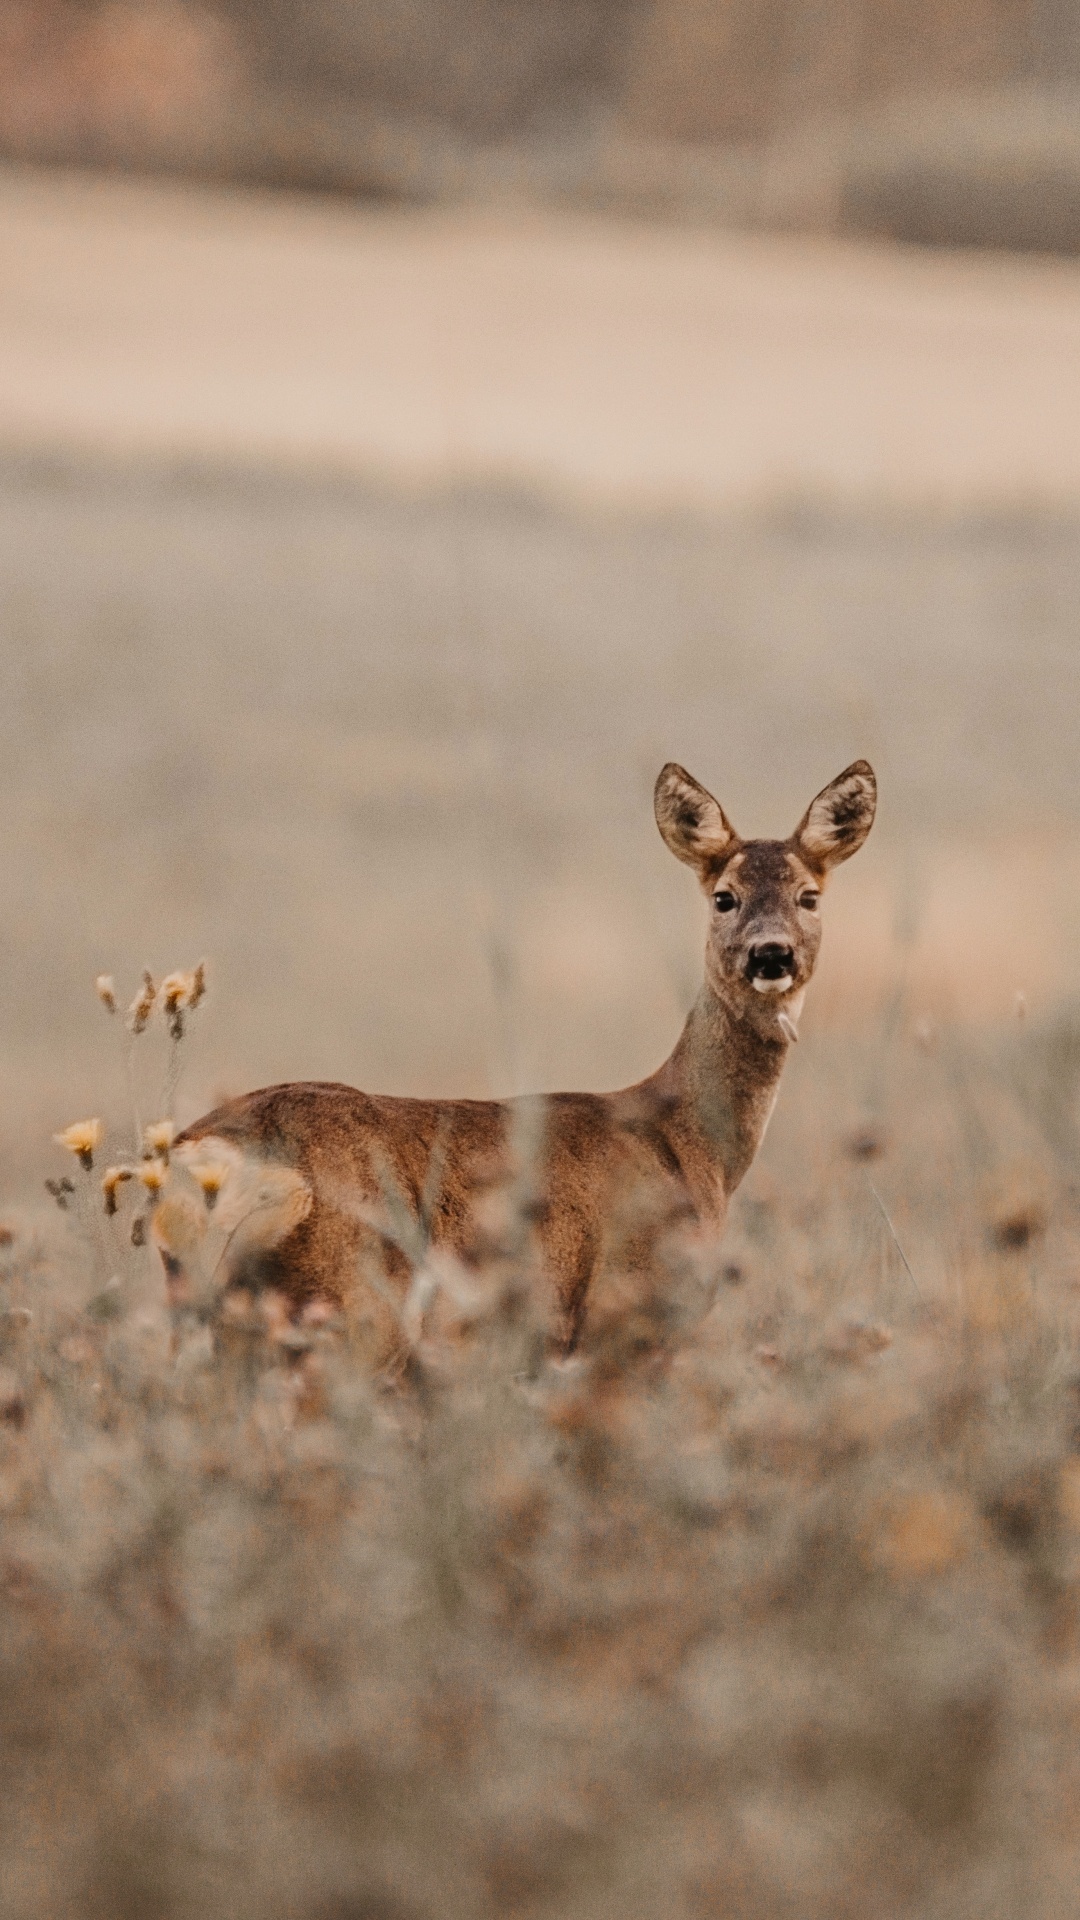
{"left": 3, "top": 451, "right": 1080, "bottom": 1914}
{"left": 6, "top": 966, "right": 1080, "bottom": 1918}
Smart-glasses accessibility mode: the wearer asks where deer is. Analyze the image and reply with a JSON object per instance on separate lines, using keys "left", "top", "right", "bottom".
{"left": 157, "top": 760, "right": 876, "bottom": 1368}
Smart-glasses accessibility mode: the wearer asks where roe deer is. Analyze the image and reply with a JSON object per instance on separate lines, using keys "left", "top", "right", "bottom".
{"left": 160, "top": 760, "right": 876, "bottom": 1363}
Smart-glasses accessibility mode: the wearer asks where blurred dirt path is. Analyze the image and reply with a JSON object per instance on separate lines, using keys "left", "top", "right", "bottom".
{"left": 4, "top": 166, "right": 1080, "bottom": 509}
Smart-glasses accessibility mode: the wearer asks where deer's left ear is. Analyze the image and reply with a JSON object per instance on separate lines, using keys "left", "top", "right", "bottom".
{"left": 792, "top": 761, "right": 877, "bottom": 870}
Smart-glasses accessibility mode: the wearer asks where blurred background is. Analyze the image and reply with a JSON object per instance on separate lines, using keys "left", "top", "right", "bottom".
{"left": 7, "top": 0, "right": 1080, "bottom": 240}
{"left": 2, "top": 0, "right": 1080, "bottom": 1190}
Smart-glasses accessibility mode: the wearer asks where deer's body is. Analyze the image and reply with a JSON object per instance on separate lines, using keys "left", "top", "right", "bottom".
{"left": 163, "top": 761, "right": 876, "bottom": 1365}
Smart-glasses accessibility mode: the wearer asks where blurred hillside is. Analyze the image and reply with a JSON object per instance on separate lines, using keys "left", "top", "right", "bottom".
{"left": 4, "top": 0, "right": 1080, "bottom": 246}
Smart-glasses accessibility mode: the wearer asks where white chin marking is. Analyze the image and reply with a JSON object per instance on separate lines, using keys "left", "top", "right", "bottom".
{"left": 752, "top": 975, "right": 793, "bottom": 994}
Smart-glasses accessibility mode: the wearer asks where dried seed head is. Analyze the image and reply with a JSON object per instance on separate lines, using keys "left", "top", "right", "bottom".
{"left": 53, "top": 1118, "right": 104, "bottom": 1172}
{"left": 45, "top": 1177, "right": 74, "bottom": 1210}
{"left": 101, "top": 1165, "right": 134, "bottom": 1216}
{"left": 162, "top": 974, "right": 188, "bottom": 1042}
{"left": 193, "top": 1161, "right": 229, "bottom": 1210}
{"left": 161, "top": 969, "right": 204, "bottom": 1042}
{"left": 131, "top": 1214, "right": 147, "bottom": 1247}
{"left": 137, "top": 1161, "right": 167, "bottom": 1200}
{"left": 161, "top": 970, "right": 197, "bottom": 1012}
{"left": 95, "top": 974, "right": 117, "bottom": 1014}
{"left": 143, "top": 1119, "right": 175, "bottom": 1161}
{"left": 127, "top": 971, "right": 157, "bottom": 1035}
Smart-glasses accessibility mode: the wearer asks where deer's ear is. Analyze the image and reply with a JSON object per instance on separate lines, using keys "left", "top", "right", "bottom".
{"left": 654, "top": 764, "right": 739, "bottom": 877}
{"left": 792, "top": 760, "right": 877, "bottom": 871}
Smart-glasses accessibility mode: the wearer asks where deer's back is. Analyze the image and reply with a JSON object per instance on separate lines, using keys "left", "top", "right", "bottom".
{"left": 173, "top": 1078, "right": 700, "bottom": 1356}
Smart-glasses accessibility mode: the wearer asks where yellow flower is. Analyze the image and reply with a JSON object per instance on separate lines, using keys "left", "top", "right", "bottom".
{"left": 193, "top": 1161, "right": 230, "bottom": 1211}
{"left": 143, "top": 1120, "right": 175, "bottom": 1161}
{"left": 95, "top": 974, "right": 117, "bottom": 1014}
{"left": 54, "top": 1119, "right": 104, "bottom": 1172}
{"left": 101, "top": 1165, "right": 134, "bottom": 1216}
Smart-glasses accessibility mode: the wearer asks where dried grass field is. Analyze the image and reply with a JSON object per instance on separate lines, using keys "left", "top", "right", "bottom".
{"left": 8, "top": 963, "right": 1080, "bottom": 1919}
{"left": 2, "top": 458, "right": 1080, "bottom": 1916}
{"left": 6, "top": 174, "right": 1080, "bottom": 1917}
{"left": 5, "top": 458, "right": 1080, "bottom": 1170}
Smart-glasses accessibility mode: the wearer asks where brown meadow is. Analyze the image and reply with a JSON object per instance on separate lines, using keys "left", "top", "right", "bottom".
{"left": 5, "top": 440, "right": 1080, "bottom": 1916}
{"left": 7, "top": 949, "right": 1080, "bottom": 1918}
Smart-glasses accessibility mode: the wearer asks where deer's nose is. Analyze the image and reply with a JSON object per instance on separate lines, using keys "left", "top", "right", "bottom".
{"left": 746, "top": 941, "right": 795, "bottom": 985}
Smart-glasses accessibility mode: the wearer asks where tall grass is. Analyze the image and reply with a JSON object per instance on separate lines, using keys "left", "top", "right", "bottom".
{"left": 5, "top": 987, "right": 1080, "bottom": 1918}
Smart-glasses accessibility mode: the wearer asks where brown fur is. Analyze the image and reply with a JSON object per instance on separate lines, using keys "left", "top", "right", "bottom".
{"left": 168, "top": 761, "right": 876, "bottom": 1365}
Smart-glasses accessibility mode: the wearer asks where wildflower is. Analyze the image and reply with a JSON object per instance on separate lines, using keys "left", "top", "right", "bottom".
{"left": 143, "top": 1119, "right": 175, "bottom": 1162}
{"left": 127, "top": 971, "right": 156, "bottom": 1035}
{"left": 101, "top": 1165, "right": 134, "bottom": 1216}
{"left": 193, "top": 1161, "right": 229, "bottom": 1210}
{"left": 95, "top": 974, "right": 117, "bottom": 1013}
{"left": 161, "top": 969, "right": 201, "bottom": 1040}
{"left": 53, "top": 1118, "right": 103, "bottom": 1172}
{"left": 137, "top": 1161, "right": 167, "bottom": 1201}
{"left": 161, "top": 969, "right": 196, "bottom": 1011}
{"left": 45, "top": 1176, "right": 76, "bottom": 1210}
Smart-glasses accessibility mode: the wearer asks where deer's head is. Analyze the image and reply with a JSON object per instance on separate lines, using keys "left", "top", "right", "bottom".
{"left": 654, "top": 760, "right": 877, "bottom": 1036}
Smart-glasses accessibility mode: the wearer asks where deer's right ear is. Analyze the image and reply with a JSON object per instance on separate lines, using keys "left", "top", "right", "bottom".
{"left": 654, "top": 764, "right": 739, "bottom": 877}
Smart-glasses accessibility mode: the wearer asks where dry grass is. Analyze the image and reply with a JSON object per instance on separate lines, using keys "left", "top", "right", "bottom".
{"left": 4, "top": 423, "right": 1080, "bottom": 1915}
{"left": 7, "top": 986, "right": 1080, "bottom": 1918}
{"left": 5, "top": 459, "right": 1080, "bottom": 1187}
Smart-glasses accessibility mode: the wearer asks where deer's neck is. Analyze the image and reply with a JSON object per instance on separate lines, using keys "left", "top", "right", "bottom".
{"left": 651, "top": 984, "right": 793, "bottom": 1199}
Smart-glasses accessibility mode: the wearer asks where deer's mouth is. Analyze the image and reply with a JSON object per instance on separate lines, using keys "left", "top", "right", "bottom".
{"left": 745, "top": 944, "right": 796, "bottom": 993}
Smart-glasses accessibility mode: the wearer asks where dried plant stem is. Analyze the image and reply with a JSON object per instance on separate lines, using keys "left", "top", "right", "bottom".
{"left": 126, "top": 1036, "right": 143, "bottom": 1160}
{"left": 162, "top": 1033, "right": 184, "bottom": 1121}
{"left": 72, "top": 1166, "right": 113, "bottom": 1287}
{"left": 864, "top": 1172, "right": 925, "bottom": 1310}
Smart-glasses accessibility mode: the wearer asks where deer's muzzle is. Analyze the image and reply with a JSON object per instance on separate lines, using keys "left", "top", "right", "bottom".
{"left": 746, "top": 942, "right": 796, "bottom": 992}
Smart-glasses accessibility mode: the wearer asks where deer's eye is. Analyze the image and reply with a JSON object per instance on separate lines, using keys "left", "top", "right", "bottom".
{"left": 799, "top": 892, "right": 820, "bottom": 912}
{"left": 713, "top": 890, "right": 739, "bottom": 914}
